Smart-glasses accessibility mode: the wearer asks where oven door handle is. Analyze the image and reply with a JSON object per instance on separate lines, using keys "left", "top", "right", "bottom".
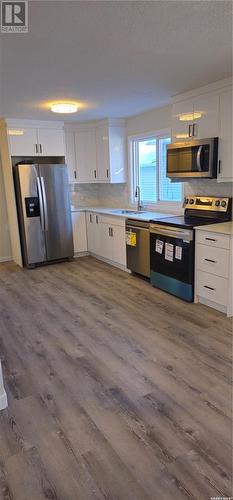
{"left": 150, "top": 225, "right": 193, "bottom": 241}
{"left": 197, "top": 145, "right": 203, "bottom": 171}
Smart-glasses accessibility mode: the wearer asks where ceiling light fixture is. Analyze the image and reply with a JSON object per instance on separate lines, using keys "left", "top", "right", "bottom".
{"left": 51, "top": 102, "right": 78, "bottom": 114}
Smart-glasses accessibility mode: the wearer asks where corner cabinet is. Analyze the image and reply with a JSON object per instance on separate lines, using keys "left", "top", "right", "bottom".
{"left": 64, "top": 119, "right": 126, "bottom": 184}
{"left": 171, "top": 78, "right": 233, "bottom": 182}
{"left": 7, "top": 119, "right": 65, "bottom": 157}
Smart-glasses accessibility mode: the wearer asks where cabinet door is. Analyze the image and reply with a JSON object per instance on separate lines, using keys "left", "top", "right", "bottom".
{"left": 192, "top": 94, "right": 219, "bottom": 139}
{"left": 72, "top": 212, "right": 87, "bottom": 253}
{"left": 86, "top": 212, "right": 95, "bottom": 252}
{"left": 111, "top": 225, "right": 126, "bottom": 266}
{"left": 171, "top": 101, "right": 194, "bottom": 142}
{"left": 8, "top": 127, "right": 38, "bottom": 156}
{"left": 108, "top": 126, "right": 126, "bottom": 183}
{"left": 74, "top": 129, "right": 97, "bottom": 182}
{"left": 99, "top": 223, "right": 113, "bottom": 260}
{"left": 37, "top": 128, "right": 65, "bottom": 156}
{"left": 96, "top": 125, "right": 109, "bottom": 182}
{"left": 218, "top": 88, "right": 233, "bottom": 182}
{"left": 65, "top": 130, "right": 77, "bottom": 182}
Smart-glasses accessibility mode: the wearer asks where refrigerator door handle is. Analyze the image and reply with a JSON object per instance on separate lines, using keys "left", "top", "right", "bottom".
{"left": 36, "top": 177, "right": 45, "bottom": 231}
{"left": 40, "top": 177, "right": 49, "bottom": 231}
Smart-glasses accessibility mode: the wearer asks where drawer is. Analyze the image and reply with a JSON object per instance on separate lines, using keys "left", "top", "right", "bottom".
{"left": 196, "top": 244, "right": 229, "bottom": 278}
{"left": 196, "top": 230, "right": 230, "bottom": 250}
{"left": 196, "top": 271, "right": 228, "bottom": 306}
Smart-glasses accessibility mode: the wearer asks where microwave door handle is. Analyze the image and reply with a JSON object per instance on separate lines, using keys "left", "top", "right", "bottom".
{"left": 36, "top": 177, "right": 45, "bottom": 231}
{"left": 40, "top": 177, "right": 49, "bottom": 231}
{"left": 197, "top": 145, "right": 203, "bottom": 171}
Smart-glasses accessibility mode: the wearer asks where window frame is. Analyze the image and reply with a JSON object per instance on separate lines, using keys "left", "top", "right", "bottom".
{"left": 128, "top": 128, "right": 183, "bottom": 212}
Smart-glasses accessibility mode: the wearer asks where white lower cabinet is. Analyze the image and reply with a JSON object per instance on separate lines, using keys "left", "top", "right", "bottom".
{"left": 86, "top": 213, "right": 126, "bottom": 267}
{"left": 72, "top": 211, "right": 87, "bottom": 254}
{"left": 195, "top": 228, "right": 233, "bottom": 317}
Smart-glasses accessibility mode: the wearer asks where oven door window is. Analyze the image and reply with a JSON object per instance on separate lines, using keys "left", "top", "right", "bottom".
{"left": 167, "top": 144, "right": 210, "bottom": 173}
{"left": 150, "top": 232, "right": 194, "bottom": 284}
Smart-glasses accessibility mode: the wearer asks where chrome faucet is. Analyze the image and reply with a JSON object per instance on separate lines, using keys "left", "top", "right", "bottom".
{"left": 135, "top": 185, "right": 143, "bottom": 211}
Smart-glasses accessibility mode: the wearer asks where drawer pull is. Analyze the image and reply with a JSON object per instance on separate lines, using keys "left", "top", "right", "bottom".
{"left": 204, "top": 258, "right": 216, "bottom": 263}
{"left": 205, "top": 237, "right": 217, "bottom": 242}
{"left": 203, "top": 285, "right": 215, "bottom": 291}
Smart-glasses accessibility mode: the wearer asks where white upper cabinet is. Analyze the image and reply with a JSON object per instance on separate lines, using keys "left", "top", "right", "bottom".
{"left": 192, "top": 94, "right": 219, "bottom": 139}
{"left": 74, "top": 128, "right": 97, "bottom": 183}
{"left": 172, "top": 101, "right": 194, "bottom": 142}
{"left": 172, "top": 94, "right": 219, "bottom": 142}
{"left": 7, "top": 120, "right": 65, "bottom": 157}
{"left": 218, "top": 88, "right": 233, "bottom": 182}
{"left": 8, "top": 127, "right": 38, "bottom": 156}
{"left": 65, "top": 119, "right": 126, "bottom": 184}
{"left": 96, "top": 124, "right": 109, "bottom": 181}
{"left": 65, "top": 130, "right": 77, "bottom": 182}
{"left": 96, "top": 122, "right": 126, "bottom": 183}
{"left": 37, "top": 128, "right": 65, "bottom": 156}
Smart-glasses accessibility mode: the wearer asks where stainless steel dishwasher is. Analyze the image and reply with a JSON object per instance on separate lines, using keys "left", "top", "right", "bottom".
{"left": 126, "top": 219, "right": 150, "bottom": 278}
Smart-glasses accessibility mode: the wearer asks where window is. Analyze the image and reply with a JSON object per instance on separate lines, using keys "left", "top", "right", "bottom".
{"left": 130, "top": 133, "right": 182, "bottom": 205}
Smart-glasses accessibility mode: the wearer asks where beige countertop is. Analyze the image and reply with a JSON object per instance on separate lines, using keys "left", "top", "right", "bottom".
{"left": 195, "top": 221, "right": 233, "bottom": 235}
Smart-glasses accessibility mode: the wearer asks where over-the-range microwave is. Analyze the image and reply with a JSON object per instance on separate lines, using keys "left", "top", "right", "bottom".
{"left": 166, "top": 137, "right": 218, "bottom": 179}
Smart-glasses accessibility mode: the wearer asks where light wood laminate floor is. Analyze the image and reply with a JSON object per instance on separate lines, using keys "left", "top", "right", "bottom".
{"left": 0, "top": 257, "right": 232, "bottom": 500}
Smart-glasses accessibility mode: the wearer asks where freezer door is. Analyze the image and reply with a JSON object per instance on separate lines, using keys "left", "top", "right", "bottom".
{"left": 38, "top": 164, "right": 74, "bottom": 261}
{"left": 16, "top": 164, "right": 46, "bottom": 265}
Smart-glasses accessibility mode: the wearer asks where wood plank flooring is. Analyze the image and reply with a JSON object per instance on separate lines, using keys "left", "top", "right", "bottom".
{"left": 0, "top": 256, "right": 232, "bottom": 500}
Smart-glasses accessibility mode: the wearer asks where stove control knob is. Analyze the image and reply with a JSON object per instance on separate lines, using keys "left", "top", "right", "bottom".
{"left": 221, "top": 200, "right": 227, "bottom": 207}
{"left": 215, "top": 200, "right": 220, "bottom": 207}
{"left": 189, "top": 198, "right": 194, "bottom": 204}
{"left": 185, "top": 198, "right": 189, "bottom": 204}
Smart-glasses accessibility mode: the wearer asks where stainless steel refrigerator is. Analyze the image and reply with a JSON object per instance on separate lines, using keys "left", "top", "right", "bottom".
{"left": 14, "top": 163, "right": 74, "bottom": 267}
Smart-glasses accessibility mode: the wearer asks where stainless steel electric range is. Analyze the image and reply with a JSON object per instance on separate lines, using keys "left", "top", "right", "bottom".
{"left": 150, "top": 196, "right": 232, "bottom": 302}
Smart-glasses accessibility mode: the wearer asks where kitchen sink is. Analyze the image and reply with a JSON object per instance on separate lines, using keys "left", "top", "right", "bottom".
{"left": 110, "top": 209, "right": 146, "bottom": 215}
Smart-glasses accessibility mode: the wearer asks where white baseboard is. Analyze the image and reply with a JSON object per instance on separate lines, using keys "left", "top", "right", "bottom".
{"left": 0, "top": 256, "right": 12, "bottom": 263}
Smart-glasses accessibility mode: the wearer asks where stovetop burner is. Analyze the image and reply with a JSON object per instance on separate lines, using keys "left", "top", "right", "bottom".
{"left": 150, "top": 195, "right": 232, "bottom": 229}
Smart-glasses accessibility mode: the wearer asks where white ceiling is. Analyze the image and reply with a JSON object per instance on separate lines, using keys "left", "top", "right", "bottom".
{"left": 0, "top": 0, "right": 232, "bottom": 121}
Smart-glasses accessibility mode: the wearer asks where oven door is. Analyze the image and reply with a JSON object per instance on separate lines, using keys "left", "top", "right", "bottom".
{"left": 166, "top": 138, "right": 218, "bottom": 179}
{"left": 150, "top": 224, "right": 194, "bottom": 301}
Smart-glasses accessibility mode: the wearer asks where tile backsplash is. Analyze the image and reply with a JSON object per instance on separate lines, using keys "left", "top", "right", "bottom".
{"left": 70, "top": 179, "right": 232, "bottom": 210}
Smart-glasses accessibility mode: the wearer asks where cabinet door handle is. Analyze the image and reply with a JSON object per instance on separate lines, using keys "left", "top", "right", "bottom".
{"left": 74, "top": 170, "right": 77, "bottom": 179}
{"left": 106, "top": 169, "right": 109, "bottom": 178}
{"left": 188, "top": 124, "right": 192, "bottom": 137}
{"left": 203, "top": 285, "right": 215, "bottom": 291}
{"left": 111, "top": 227, "right": 113, "bottom": 237}
{"left": 205, "top": 237, "right": 216, "bottom": 242}
{"left": 90, "top": 214, "right": 92, "bottom": 223}
{"left": 35, "top": 144, "right": 38, "bottom": 154}
{"left": 39, "top": 144, "right": 42, "bottom": 154}
{"left": 94, "top": 170, "right": 97, "bottom": 179}
{"left": 204, "top": 258, "right": 216, "bottom": 263}
{"left": 193, "top": 123, "right": 197, "bottom": 137}
{"left": 218, "top": 160, "right": 221, "bottom": 174}
{"left": 96, "top": 215, "right": 98, "bottom": 224}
